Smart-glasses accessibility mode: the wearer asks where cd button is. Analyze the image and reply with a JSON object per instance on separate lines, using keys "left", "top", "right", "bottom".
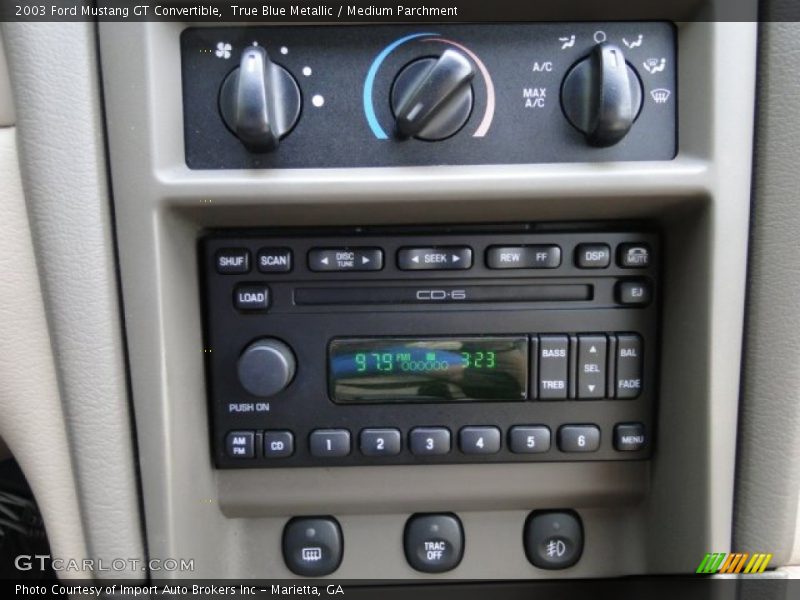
{"left": 308, "top": 248, "right": 383, "bottom": 272}
{"left": 263, "top": 430, "right": 294, "bottom": 458}
{"left": 397, "top": 247, "right": 472, "bottom": 270}
{"left": 409, "top": 428, "right": 451, "bottom": 455}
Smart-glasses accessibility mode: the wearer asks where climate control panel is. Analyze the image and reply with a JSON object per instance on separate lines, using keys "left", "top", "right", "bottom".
{"left": 181, "top": 23, "right": 676, "bottom": 168}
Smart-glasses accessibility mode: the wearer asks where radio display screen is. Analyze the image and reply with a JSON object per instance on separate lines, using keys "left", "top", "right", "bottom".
{"left": 328, "top": 337, "right": 529, "bottom": 403}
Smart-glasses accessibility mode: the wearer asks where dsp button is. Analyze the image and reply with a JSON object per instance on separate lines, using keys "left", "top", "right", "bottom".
{"left": 283, "top": 517, "right": 343, "bottom": 577}
{"left": 308, "top": 248, "right": 383, "bottom": 272}
{"left": 524, "top": 511, "right": 583, "bottom": 569}
{"left": 486, "top": 245, "right": 561, "bottom": 269}
{"left": 575, "top": 243, "right": 611, "bottom": 268}
{"left": 398, "top": 247, "right": 472, "bottom": 270}
{"left": 404, "top": 514, "right": 464, "bottom": 573}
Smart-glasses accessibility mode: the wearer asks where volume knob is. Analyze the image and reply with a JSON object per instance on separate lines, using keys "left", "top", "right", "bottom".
{"left": 237, "top": 338, "right": 296, "bottom": 397}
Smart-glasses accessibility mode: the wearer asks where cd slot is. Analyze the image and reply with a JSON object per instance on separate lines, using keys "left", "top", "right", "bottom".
{"left": 294, "top": 284, "right": 593, "bottom": 306}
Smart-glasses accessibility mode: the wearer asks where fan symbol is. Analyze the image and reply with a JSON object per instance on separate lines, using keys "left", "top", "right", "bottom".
{"left": 215, "top": 42, "right": 232, "bottom": 59}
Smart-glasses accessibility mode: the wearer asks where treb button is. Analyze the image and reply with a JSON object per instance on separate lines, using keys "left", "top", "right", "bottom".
{"left": 397, "top": 247, "right": 472, "bottom": 270}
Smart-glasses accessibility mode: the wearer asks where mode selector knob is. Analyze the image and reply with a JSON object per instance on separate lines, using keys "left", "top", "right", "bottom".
{"left": 219, "top": 46, "right": 302, "bottom": 153}
{"left": 561, "top": 43, "right": 643, "bottom": 147}
{"left": 237, "top": 338, "right": 296, "bottom": 397}
{"left": 391, "top": 49, "right": 475, "bottom": 141}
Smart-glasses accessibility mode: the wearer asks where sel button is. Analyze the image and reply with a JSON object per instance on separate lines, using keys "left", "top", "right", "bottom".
{"left": 404, "top": 514, "right": 464, "bottom": 573}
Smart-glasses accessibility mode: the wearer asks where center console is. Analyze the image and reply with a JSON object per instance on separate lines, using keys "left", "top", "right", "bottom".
{"left": 98, "top": 8, "right": 757, "bottom": 580}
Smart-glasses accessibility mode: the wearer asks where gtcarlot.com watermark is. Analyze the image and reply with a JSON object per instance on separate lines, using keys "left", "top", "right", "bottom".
{"left": 14, "top": 554, "right": 195, "bottom": 573}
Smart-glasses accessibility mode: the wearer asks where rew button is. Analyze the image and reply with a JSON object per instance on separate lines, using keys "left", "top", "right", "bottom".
{"left": 486, "top": 245, "right": 561, "bottom": 269}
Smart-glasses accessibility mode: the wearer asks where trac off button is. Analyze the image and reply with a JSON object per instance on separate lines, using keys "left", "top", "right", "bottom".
{"left": 404, "top": 514, "right": 464, "bottom": 573}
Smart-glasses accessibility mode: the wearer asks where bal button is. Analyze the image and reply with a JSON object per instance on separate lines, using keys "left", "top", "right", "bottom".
{"left": 404, "top": 514, "right": 464, "bottom": 573}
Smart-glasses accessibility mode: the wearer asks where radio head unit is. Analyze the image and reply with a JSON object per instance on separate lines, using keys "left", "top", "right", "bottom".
{"left": 201, "top": 227, "right": 657, "bottom": 468}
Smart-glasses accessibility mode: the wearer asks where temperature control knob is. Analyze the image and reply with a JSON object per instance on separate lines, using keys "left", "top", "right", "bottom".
{"left": 391, "top": 49, "right": 475, "bottom": 141}
{"left": 219, "top": 45, "right": 301, "bottom": 152}
{"left": 237, "top": 338, "right": 296, "bottom": 397}
{"left": 561, "top": 43, "right": 643, "bottom": 147}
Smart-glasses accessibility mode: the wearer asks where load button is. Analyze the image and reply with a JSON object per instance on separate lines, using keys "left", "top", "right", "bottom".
{"left": 397, "top": 247, "right": 473, "bottom": 270}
